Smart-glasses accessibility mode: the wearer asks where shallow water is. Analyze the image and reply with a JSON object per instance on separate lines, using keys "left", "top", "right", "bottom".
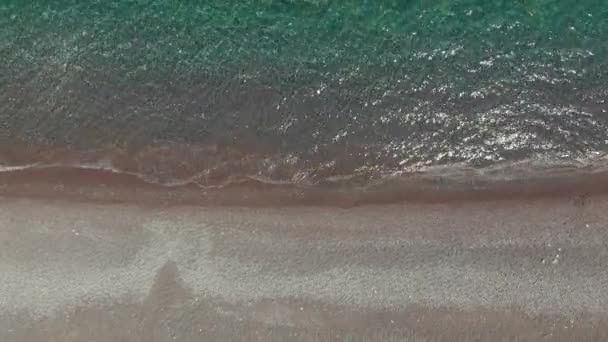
{"left": 1, "top": 0, "right": 607, "bottom": 187}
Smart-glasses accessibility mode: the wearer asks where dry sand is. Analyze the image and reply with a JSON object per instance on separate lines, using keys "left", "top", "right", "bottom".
{"left": 1, "top": 173, "right": 608, "bottom": 341}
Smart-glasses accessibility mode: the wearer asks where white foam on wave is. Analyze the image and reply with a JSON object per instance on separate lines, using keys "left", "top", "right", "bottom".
{"left": 0, "top": 163, "right": 43, "bottom": 172}
{"left": 3, "top": 151, "right": 608, "bottom": 192}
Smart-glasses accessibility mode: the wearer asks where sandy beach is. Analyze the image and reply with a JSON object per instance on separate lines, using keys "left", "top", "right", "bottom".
{"left": 1, "top": 170, "right": 608, "bottom": 341}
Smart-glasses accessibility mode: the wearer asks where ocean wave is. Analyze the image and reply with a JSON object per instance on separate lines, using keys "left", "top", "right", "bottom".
{"left": 2, "top": 145, "right": 607, "bottom": 192}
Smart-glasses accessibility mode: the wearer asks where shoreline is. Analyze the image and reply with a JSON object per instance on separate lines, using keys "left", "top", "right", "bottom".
{"left": 0, "top": 163, "right": 606, "bottom": 207}
{"left": 2, "top": 141, "right": 608, "bottom": 207}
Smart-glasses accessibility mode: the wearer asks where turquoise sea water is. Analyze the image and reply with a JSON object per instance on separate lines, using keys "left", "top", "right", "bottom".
{"left": 1, "top": 1, "right": 607, "bottom": 183}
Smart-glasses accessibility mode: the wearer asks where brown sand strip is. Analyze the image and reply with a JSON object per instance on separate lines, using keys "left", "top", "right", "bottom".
{"left": 0, "top": 165, "right": 607, "bottom": 207}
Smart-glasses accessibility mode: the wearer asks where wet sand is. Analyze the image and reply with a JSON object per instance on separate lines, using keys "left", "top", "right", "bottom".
{"left": 1, "top": 172, "right": 608, "bottom": 341}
